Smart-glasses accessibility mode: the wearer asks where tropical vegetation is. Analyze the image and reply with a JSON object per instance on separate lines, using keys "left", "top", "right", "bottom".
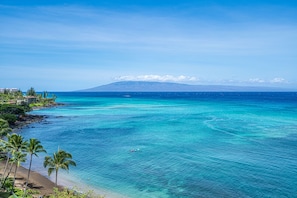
{"left": 0, "top": 87, "right": 56, "bottom": 110}
{"left": 0, "top": 87, "right": 57, "bottom": 129}
{"left": 44, "top": 149, "right": 76, "bottom": 186}
{"left": 0, "top": 119, "right": 12, "bottom": 138}
{"left": 0, "top": 133, "right": 84, "bottom": 198}
{"left": 49, "top": 187, "right": 104, "bottom": 198}
{"left": 24, "top": 138, "right": 46, "bottom": 196}
{"left": 0, "top": 88, "right": 103, "bottom": 197}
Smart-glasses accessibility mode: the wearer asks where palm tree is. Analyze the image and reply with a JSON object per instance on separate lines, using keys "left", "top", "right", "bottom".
{"left": 44, "top": 149, "right": 76, "bottom": 186}
{"left": 0, "top": 136, "right": 12, "bottom": 186}
{"left": 0, "top": 119, "right": 12, "bottom": 139}
{"left": 24, "top": 138, "right": 46, "bottom": 192}
{"left": 1, "top": 134, "right": 27, "bottom": 187}
{"left": 6, "top": 134, "right": 27, "bottom": 156}
{"left": 11, "top": 151, "right": 27, "bottom": 189}
{"left": 26, "top": 87, "right": 36, "bottom": 96}
{"left": 43, "top": 91, "right": 48, "bottom": 99}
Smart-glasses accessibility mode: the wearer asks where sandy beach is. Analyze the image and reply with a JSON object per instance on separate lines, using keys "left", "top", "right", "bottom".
{"left": 0, "top": 161, "right": 58, "bottom": 197}
{"left": 0, "top": 113, "right": 57, "bottom": 196}
{"left": 0, "top": 161, "right": 128, "bottom": 198}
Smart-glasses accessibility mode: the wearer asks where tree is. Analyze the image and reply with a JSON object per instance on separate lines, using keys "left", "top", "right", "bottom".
{"left": 43, "top": 91, "right": 48, "bottom": 99}
{"left": 1, "top": 134, "right": 28, "bottom": 187}
{"left": 0, "top": 136, "right": 12, "bottom": 186}
{"left": 6, "top": 134, "right": 28, "bottom": 154}
{"left": 44, "top": 149, "right": 76, "bottom": 186}
{"left": 13, "top": 90, "right": 23, "bottom": 98}
{"left": 26, "top": 87, "right": 36, "bottom": 96}
{"left": 24, "top": 138, "right": 46, "bottom": 194}
{"left": 0, "top": 119, "right": 11, "bottom": 139}
{"left": 11, "top": 151, "right": 27, "bottom": 189}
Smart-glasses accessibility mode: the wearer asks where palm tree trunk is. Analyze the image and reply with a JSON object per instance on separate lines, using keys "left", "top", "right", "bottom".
{"left": 1, "top": 154, "right": 10, "bottom": 181}
{"left": 1, "top": 162, "right": 14, "bottom": 188}
{"left": 23, "top": 155, "right": 33, "bottom": 197}
{"left": 55, "top": 169, "right": 58, "bottom": 186}
{"left": 13, "top": 163, "right": 18, "bottom": 189}
{"left": 26, "top": 155, "right": 33, "bottom": 185}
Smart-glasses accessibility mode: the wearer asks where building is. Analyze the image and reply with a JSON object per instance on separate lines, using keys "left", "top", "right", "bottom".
{"left": 0, "top": 88, "right": 20, "bottom": 93}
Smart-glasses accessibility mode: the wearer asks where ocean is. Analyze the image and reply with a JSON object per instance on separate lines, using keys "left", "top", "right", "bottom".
{"left": 20, "top": 92, "right": 297, "bottom": 198}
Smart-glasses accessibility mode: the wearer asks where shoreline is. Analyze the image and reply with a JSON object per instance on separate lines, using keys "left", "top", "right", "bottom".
{"left": 10, "top": 102, "right": 64, "bottom": 131}
{"left": 1, "top": 104, "right": 60, "bottom": 196}
{"left": 6, "top": 105, "right": 127, "bottom": 198}
{"left": 0, "top": 161, "right": 57, "bottom": 197}
{"left": 12, "top": 114, "right": 46, "bottom": 132}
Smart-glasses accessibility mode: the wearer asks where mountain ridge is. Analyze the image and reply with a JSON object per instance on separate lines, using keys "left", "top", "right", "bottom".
{"left": 78, "top": 81, "right": 284, "bottom": 92}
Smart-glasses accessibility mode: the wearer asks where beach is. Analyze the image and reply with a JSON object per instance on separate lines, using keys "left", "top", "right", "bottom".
{"left": 1, "top": 111, "right": 57, "bottom": 197}
{"left": 1, "top": 106, "right": 124, "bottom": 198}
{"left": 0, "top": 161, "right": 57, "bottom": 197}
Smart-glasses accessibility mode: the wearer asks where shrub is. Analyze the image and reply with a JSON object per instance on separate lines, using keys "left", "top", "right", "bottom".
{"left": 0, "top": 104, "right": 26, "bottom": 115}
{"left": 2, "top": 177, "right": 13, "bottom": 191}
{"left": 11, "top": 188, "right": 40, "bottom": 198}
{"left": 49, "top": 187, "right": 105, "bottom": 198}
{"left": 0, "top": 114, "right": 17, "bottom": 125}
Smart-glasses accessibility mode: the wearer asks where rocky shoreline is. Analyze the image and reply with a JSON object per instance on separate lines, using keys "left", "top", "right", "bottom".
{"left": 11, "top": 114, "right": 47, "bottom": 131}
{"left": 11, "top": 103, "right": 64, "bottom": 131}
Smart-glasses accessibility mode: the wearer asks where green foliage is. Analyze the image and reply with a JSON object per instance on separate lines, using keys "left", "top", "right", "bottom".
{"left": 10, "top": 188, "right": 40, "bottom": 198}
{"left": 43, "top": 91, "right": 48, "bottom": 99}
{"left": 0, "top": 89, "right": 23, "bottom": 104}
{"left": 49, "top": 187, "right": 105, "bottom": 198}
{"left": 44, "top": 149, "right": 76, "bottom": 186}
{"left": 0, "top": 134, "right": 44, "bottom": 197}
{"left": 27, "top": 189, "right": 40, "bottom": 196}
{"left": 29, "top": 98, "right": 56, "bottom": 109}
{"left": 29, "top": 103, "right": 43, "bottom": 108}
{"left": 25, "top": 138, "right": 46, "bottom": 192}
{"left": 7, "top": 134, "right": 28, "bottom": 153}
{"left": 13, "top": 188, "right": 24, "bottom": 196}
{"left": 20, "top": 104, "right": 31, "bottom": 112}
{"left": 3, "top": 89, "right": 9, "bottom": 95}
{"left": 0, "top": 104, "right": 30, "bottom": 125}
{"left": 0, "top": 118, "right": 12, "bottom": 137}
{"left": 27, "top": 138, "right": 46, "bottom": 157}
{"left": 26, "top": 87, "right": 36, "bottom": 97}
{"left": 2, "top": 177, "right": 13, "bottom": 191}
{"left": 0, "top": 114, "right": 17, "bottom": 125}
{"left": 0, "top": 192, "right": 10, "bottom": 198}
{"left": 0, "top": 104, "right": 26, "bottom": 115}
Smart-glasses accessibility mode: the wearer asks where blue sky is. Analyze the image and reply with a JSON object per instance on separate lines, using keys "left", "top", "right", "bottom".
{"left": 0, "top": 0, "right": 296, "bottom": 91}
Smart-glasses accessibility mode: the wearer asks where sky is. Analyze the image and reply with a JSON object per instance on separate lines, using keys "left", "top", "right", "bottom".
{"left": 0, "top": 0, "right": 297, "bottom": 91}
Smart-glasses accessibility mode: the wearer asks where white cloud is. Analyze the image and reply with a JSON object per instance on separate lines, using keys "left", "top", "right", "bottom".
{"left": 270, "top": 77, "right": 285, "bottom": 83}
{"left": 247, "top": 77, "right": 288, "bottom": 85}
{"left": 248, "top": 78, "right": 265, "bottom": 83}
{"left": 115, "top": 75, "right": 198, "bottom": 82}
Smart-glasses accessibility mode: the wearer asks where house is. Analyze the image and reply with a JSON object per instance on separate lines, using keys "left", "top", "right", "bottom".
{"left": 25, "top": 96, "right": 37, "bottom": 104}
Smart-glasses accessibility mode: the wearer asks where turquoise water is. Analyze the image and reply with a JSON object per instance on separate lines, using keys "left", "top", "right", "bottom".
{"left": 20, "top": 92, "right": 297, "bottom": 197}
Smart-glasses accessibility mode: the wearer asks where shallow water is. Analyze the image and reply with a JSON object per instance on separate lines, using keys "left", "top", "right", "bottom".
{"left": 21, "top": 92, "right": 297, "bottom": 197}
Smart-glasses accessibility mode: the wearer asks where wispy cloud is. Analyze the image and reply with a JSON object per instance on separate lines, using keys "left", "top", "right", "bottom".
{"left": 248, "top": 77, "right": 288, "bottom": 84}
{"left": 1, "top": 4, "right": 296, "bottom": 90}
{"left": 248, "top": 78, "right": 266, "bottom": 83}
{"left": 115, "top": 75, "right": 198, "bottom": 82}
{"left": 270, "top": 77, "right": 286, "bottom": 83}
{"left": 1, "top": 5, "right": 296, "bottom": 55}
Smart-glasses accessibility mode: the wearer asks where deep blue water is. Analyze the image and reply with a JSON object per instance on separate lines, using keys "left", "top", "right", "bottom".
{"left": 20, "top": 92, "right": 297, "bottom": 197}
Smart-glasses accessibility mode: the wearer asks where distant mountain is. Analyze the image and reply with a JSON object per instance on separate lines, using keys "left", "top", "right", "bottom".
{"left": 78, "top": 81, "right": 284, "bottom": 92}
